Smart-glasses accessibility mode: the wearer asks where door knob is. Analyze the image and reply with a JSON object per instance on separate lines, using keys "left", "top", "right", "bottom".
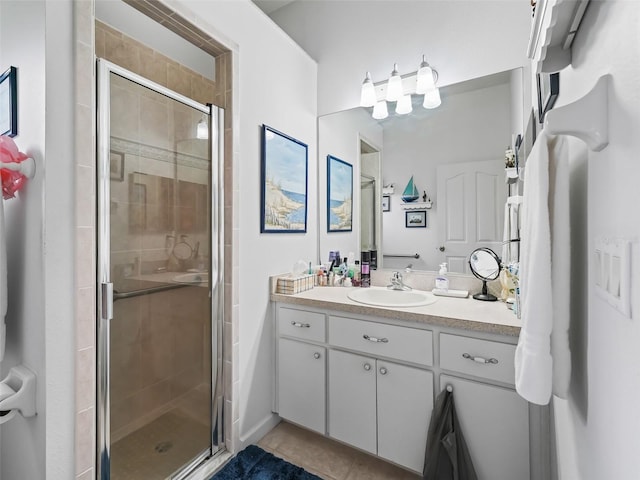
{"left": 379, "top": 367, "right": 388, "bottom": 375}
{"left": 363, "top": 363, "right": 372, "bottom": 371}
{"left": 438, "top": 246, "right": 446, "bottom": 252}
{"left": 313, "top": 352, "right": 321, "bottom": 359}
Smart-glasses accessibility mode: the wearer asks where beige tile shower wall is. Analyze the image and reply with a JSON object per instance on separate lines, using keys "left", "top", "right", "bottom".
{"left": 96, "top": 20, "right": 217, "bottom": 106}
{"left": 75, "top": 1, "right": 96, "bottom": 479}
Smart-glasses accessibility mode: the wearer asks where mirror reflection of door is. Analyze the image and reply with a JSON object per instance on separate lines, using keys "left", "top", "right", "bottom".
{"left": 437, "top": 159, "right": 506, "bottom": 273}
{"left": 359, "top": 139, "right": 382, "bottom": 265}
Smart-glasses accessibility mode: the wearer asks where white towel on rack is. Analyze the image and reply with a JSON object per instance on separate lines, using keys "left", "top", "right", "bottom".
{"left": 501, "top": 202, "right": 510, "bottom": 262}
{"left": 515, "top": 131, "right": 571, "bottom": 405}
{"left": 0, "top": 197, "right": 7, "bottom": 362}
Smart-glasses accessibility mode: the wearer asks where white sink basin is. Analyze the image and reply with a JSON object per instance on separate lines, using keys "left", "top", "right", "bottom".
{"left": 347, "top": 287, "right": 437, "bottom": 307}
{"left": 173, "top": 272, "right": 208, "bottom": 285}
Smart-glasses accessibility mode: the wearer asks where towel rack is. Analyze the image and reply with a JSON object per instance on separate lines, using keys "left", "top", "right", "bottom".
{"left": 544, "top": 74, "right": 610, "bottom": 152}
{"left": 383, "top": 253, "right": 420, "bottom": 259}
{"left": 0, "top": 157, "right": 36, "bottom": 179}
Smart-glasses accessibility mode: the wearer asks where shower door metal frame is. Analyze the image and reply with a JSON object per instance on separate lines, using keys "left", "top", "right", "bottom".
{"left": 96, "top": 59, "right": 225, "bottom": 480}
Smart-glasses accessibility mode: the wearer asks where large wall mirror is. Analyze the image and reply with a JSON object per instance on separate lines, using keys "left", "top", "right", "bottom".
{"left": 318, "top": 68, "right": 524, "bottom": 273}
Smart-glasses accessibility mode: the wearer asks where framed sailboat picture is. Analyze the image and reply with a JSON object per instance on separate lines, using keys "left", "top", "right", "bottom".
{"left": 260, "top": 125, "right": 308, "bottom": 233}
{"left": 327, "top": 155, "right": 353, "bottom": 232}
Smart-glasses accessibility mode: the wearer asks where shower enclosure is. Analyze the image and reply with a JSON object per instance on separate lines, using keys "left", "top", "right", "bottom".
{"left": 96, "top": 60, "right": 224, "bottom": 479}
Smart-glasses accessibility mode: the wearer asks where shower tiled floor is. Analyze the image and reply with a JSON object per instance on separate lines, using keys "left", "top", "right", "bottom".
{"left": 257, "top": 422, "right": 421, "bottom": 480}
{"left": 110, "top": 408, "right": 210, "bottom": 480}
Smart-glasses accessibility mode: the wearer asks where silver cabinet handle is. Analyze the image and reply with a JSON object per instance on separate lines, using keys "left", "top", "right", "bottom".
{"left": 291, "top": 321, "right": 311, "bottom": 328}
{"left": 379, "top": 367, "right": 388, "bottom": 375}
{"left": 313, "top": 352, "right": 321, "bottom": 359}
{"left": 363, "top": 334, "right": 388, "bottom": 343}
{"left": 462, "top": 353, "right": 498, "bottom": 364}
{"left": 363, "top": 363, "right": 372, "bottom": 371}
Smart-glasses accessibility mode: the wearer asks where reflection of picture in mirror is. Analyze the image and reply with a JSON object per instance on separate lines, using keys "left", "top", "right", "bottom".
{"left": 405, "top": 210, "right": 426, "bottom": 228}
{"left": 129, "top": 172, "right": 175, "bottom": 234}
{"left": 260, "top": 125, "right": 308, "bottom": 233}
{"left": 327, "top": 155, "right": 353, "bottom": 232}
{"left": 382, "top": 195, "right": 390, "bottom": 212}
{"left": 178, "top": 180, "right": 208, "bottom": 232}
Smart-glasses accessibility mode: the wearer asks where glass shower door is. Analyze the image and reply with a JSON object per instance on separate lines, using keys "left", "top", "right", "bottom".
{"left": 97, "top": 60, "right": 224, "bottom": 480}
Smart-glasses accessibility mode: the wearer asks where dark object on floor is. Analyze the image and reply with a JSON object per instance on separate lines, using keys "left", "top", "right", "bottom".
{"left": 423, "top": 389, "right": 478, "bottom": 480}
{"left": 210, "top": 445, "right": 322, "bottom": 480}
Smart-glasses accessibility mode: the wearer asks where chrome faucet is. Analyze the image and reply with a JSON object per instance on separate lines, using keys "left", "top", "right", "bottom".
{"left": 388, "top": 271, "right": 412, "bottom": 291}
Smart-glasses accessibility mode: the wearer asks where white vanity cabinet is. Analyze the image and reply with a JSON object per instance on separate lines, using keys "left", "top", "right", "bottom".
{"left": 277, "top": 307, "right": 326, "bottom": 434}
{"left": 273, "top": 300, "right": 546, "bottom": 479}
{"left": 328, "top": 350, "right": 434, "bottom": 472}
{"left": 439, "top": 375, "right": 530, "bottom": 480}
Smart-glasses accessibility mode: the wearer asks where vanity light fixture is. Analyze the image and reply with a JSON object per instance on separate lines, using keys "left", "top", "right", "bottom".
{"left": 360, "top": 55, "right": 441, "bottom": 119}
{"left": 372, "top": 100, "right": 389, "bottom": 120}
{"left": 396, "top": 94, "right": 413, "bottom": 115}
{"left": 415, "top": 55, "right": 437, "bottom": 94}
{"left": 385, "top": 63, "right": 403, "bottom": 102}
{"left": 196, "top": 118, "right": 208, "bottom": 139}
{"left": 423, "top": 87, "right": 442, "bottom": 109}
{"left": 359, "top": 71, "right": 377, "bottom": 107}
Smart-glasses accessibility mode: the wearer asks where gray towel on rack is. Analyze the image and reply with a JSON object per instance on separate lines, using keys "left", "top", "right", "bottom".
{"left": 423, "top": 389, "right": 477, "bottom": 480}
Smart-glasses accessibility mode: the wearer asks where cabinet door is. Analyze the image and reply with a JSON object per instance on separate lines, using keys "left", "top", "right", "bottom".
{"left": 278, "top": 338, "right": 325, "bottom": 434}
{"left": 440, "top": 375, "right": 530, "bottom": 480}
{"left": 377, "top": 361, "right": 433, "bottom": 472}
{"left": 328, "top": 350, "right": 377, "bottom": 454}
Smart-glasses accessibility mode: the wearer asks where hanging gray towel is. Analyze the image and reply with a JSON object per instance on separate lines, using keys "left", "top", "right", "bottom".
{"left": 423, "top": 388, "right": 478, "bottom": 480}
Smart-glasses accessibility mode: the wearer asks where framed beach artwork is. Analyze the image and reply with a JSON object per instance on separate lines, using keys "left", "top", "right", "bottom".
{"left": 327, "top": 155, "right": 353, "bottom": 232}
{"left": 260, "top": 125, "right": 308, "bottom": 233}
{"left": 405, "top": 210, "right": 427, "bottom": 228}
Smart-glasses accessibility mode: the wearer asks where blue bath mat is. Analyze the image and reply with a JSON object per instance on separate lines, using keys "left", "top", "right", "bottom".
{"left": 210, "top": 445, "right": 322, "bottom": 480}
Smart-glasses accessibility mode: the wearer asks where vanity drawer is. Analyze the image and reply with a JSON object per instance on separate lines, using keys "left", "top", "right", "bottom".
{"left": 278, "top": 307, "right": 326, "bottom": 342}
{"left": 440, "top": 334, "right": 516, "bottom": 385}
{"left": 329, "top": 316, "right": 433, "bottom": 366}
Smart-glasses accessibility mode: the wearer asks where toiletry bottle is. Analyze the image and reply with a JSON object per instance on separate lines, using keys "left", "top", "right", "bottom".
{"left": 435, "top": 263, "right": 449, "bottom": 291}
{"left": 360, "top": 251, "right": 371, "bottom": 288}
{"left": 370, "top": 249, "right": 378, "bottom": 270}
{"left": 353, "top": 260, "right": 361, "bottom": 286}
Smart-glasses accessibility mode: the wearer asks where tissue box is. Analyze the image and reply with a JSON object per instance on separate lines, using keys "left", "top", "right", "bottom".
{"left": 276, "top": 274, "right": 315, "bottom": 295}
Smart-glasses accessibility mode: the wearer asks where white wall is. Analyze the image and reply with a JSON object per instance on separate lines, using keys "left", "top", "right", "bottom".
{"left": 0, "top": 1, "right": 75, "bottom": 478}
{"left": 270, "top": 0, "right": 531, "bottom": 115}
{"left": 547, "top": 2, "right": 640, "bottom": 479}
{"left": 318, "top": 108, "right": 383, "bottom": 263}
{"left": 171, "top": 0, "right": 318, "bottom": 447}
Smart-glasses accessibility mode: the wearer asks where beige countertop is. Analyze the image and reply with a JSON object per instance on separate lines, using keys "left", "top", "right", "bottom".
{"left": 271, "top": 286, "right": 521, "bottom": 337}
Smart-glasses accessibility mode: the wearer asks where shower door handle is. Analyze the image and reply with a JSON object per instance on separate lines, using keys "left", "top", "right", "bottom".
{"left": 101, "top": 282, "right": 113, "bottom": 321}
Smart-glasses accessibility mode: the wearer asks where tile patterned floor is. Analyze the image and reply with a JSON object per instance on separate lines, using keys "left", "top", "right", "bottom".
{"left": 257, "top": 422, "right": 421, "bottom": 480}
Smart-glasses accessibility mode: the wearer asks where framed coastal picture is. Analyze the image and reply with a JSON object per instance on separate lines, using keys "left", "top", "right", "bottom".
{"left": 405, "top": 210, "right": 427, "bottom": 228}
{"left": 260, "top": 125, "right": 308, "bottom": 233}
{"left": 0, "top": 66, "right": 17, "bottom": 137}
{"left": 327, "top": 155, "right": 353, "bottom": 232}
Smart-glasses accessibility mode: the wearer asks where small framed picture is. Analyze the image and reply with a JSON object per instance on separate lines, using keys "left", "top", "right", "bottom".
{"left": 0, "top": 66, "right": 18, "bottom": 137}
{"left": 382, "top": 195, "right": 390, "bottom": 212}
{"left": 110, "top": 151, "right": 125, "bottom": 181}
{"left": 405, "top": 210, "right": 427, "bottom": 228}
{"left": 537, "top": 72, "right": 559, "bottom": 123}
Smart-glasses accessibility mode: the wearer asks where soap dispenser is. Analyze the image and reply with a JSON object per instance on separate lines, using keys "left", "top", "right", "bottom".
{"left": 435, "top": 263, "right": 449, "bottom": 291}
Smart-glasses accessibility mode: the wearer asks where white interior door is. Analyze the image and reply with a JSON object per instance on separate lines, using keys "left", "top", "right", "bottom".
{"left": 437, "top": 160, "right": 505, "bottom": 273}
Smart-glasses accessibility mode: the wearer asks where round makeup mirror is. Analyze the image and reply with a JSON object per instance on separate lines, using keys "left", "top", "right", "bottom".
{"left": 468, "top": 248, "right": 501, "bottom": 301}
